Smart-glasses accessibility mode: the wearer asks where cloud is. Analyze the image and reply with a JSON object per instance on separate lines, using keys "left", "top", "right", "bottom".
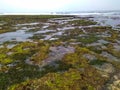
{"left": 0, "top": 0, "right": 73, "bottom": 12}
{"left": 0, "top": 0, "right": 120, "bottom": 13}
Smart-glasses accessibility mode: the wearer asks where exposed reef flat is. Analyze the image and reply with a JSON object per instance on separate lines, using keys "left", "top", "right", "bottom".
{"left": 0, "top": 15, "right": 120, "bottom": 90}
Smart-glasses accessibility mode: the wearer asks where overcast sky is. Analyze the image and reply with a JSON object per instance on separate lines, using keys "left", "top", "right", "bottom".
{"left": 0, "top": 0, "right": 120, "bottom": 13}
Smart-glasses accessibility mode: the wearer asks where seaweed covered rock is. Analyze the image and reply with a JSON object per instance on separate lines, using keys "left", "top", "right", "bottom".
{"left": 8, "top": 46, "right": 108, "bottom": 90}
{"left": 107, "top": 73, "right": 120, "bottom": 90}
{"left": 8, "top": 67, "right": 107, "bottom": 90}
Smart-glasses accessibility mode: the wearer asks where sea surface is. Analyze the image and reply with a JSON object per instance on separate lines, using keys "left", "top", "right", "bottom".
{"left": 69, "top": 10, "right": 120, "bottom": 28}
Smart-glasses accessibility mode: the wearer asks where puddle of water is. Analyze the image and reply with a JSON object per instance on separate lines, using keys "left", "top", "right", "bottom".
{"left": 91, "top": 16, "right": 120, "bottom": 28}
{"left": 42, "top": 35, "right": 52, "bottom": 40}
{"left": 57, "top": 26, "right": 75, "bottom": 31}
{"left": 0, "top": 30, "right": 33, "bottom": 44}
{"left": 7, "top": 44, "right": 16, "bottom": 49}
{"left": 49, "top": 38, "right": 58, "bottom": 40}
{"left": 40, "top": 31, "right": 63, "bottom": 40}
{"left": 16, "top": 22, "right": 40, "bottom": 26}
{"left": 42, "top": 23, "right": 52, "bottom": 27}
{"left": 97, "top": 34, "right": 111, "bottom": 38}
{"left": 42, "top": 25, "right": 49, "bottom": 29}
{"left": 21, "top": 27, "right": 39, "bottom": 30}
{"left": 35, "top": 30, "right": 55, "bottom": 34}
{"left": 52, "top": 32, "right": 63, "bottom": 36}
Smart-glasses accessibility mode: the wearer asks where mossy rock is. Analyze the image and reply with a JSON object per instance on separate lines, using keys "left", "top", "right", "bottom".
{"left": 8, "top": 67, "right": 107, "bottom": 90}
{"left": 77, "top": 35, "right": 99, "bottom": 44}
{"left": 90, "top": 59, "right": 106, "bottom": 65}
{"left": 69, "top": 19, "right": 97, "bottom": 26}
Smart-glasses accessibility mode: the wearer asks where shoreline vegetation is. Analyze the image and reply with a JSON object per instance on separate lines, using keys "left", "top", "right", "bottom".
{"left": 0, "top": 15, "right": 120, "bottom": 90}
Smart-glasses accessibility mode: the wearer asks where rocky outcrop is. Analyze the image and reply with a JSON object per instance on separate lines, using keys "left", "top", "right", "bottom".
{"left": 107, "top": 73, "right": 120, "bottom": 90}
{"left": 95, "top": 63, "right": 115, "bottom": 74}
{"left": 83, "top": 54, "right": 97, "bottom": 61}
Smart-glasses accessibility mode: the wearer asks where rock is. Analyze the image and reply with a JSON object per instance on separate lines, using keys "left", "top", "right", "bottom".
{"left": 0, "top": 27, "right": 2, "bottom": 29}
{"left": 113, "top": 80, "right": 120, "bottom": 86}
{"left": 113, "top": 44, "right": 120, "bottom": 52}
{"left": 113, "top": 73, "right": 120, "bottom": 80}
{"left": 101, "top": 52, "right": 119, "bottom": 62}
{"left": 107, "top": 80, "right": 120, "bottom": 90}
{"left": 86, "top": 42, "right": 102, "bottom": 47}
{"left": 0, "top": 64, "right": 2, "bottom": 68}
{"left": 83, "top": 54, "right": 97, "bottom": 61}
{"left": 101, "top": 45, "right": 107, "bottom": 49}
{"left": 107, "top": 73, "right": 120, "bottom": 90}
{"left": 26, "top": 46, "right": 75, "bottom": 67}
{"left": 95, "top": 63, "right": 115, "bottom": 74}
{"left": 7, "top": 52, "right": 13, "bottom": 55}
{"left": 114, "top": 75, "right": 119, "bottom": 80}
{"left": 116, "top": 40, "right": 120, "bottom": 44}
{"left": 42, "top": 46, "right": 75, "bottom": 66}
{"left": 98, "top": 39, "right": 109, "bottom": 44}
{"left": 70, "top": 42, "right": 81, "bottom": 45}
{"left": 100, "top": 63, "right": 115, "bottom": 74}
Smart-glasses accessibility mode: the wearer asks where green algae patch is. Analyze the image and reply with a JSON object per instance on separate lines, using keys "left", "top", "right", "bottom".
{"left": 0, "top": 56, "right": 13, "bottom": 65}
{"left": 77, "top": 34, "right": 99, "bottom": 44}
{"left": 69, "top": 19, "right": 97, "bottom": 26}
{"left": 30, "top": 45, "right": 50, "bottom": 64}
{"left": 0, "top": 29, "right": 12, "bottom": 34}
{"left": 0, "top": 47, "right": 14, "bottom": 65}
{"left": 0, "top": 15, "right": 119, "bottom": 90}
{"left": 64, "top": 28, "right": 84, "bottom": 36}
{"left": 90, "top": 59, "right": 107, "bottom": 65}
{"left": 7, "top": 46, "right": 108, "bottom": 90}
{"left": 0, "top": 15, "right": 72, "bottom": 25}
{"left": 8, "top": 67, "right": 106, "bottom": 90}
{"left": 0, "top": 41, "right": 50, "bottom": 90}
{"left": 10, "top": 42, "right": 37, "bottom": 61}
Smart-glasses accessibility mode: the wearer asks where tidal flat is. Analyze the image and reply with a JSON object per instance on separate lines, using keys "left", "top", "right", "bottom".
{"left": 0, "top": 15, "right": 120, "bottom": 90}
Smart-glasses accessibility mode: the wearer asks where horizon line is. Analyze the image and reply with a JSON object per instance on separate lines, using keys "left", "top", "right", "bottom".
{"left": 0, "top": 10, "right": 120, "bottom": 15}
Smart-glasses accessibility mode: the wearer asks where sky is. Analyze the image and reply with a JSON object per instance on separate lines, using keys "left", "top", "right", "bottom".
{"left": 0, "top": 0, "right": 120, "bottom": 13}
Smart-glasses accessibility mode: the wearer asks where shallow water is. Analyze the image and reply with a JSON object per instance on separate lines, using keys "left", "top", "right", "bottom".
{"left": 35, "top": 29, "right": 55, "bottom": 34}
{"left": 92, "top": 16, "right": 120, "bottom": 28}
{"left": 0, "top": 14, "right": 120, "bottom": 44}
{"left": 76, "top": 11, "right": 120, "bottom": 28}
{"left": 0, "top": 30, "right": 33, "bottom": 44}
{"left": 16, "top": 22, "right": 40, "bottom": 26}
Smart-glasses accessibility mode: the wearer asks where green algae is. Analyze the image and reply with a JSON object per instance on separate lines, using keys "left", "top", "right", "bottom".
{"left": 0, "top": 15, "right": 119, "bottom": 90}
{"left": 7, "top": 46, "right": 108, "bottom": 90}
{"left": 69, "top": 19, "right": 97, "bottom": 26}
{"left": 77, "top": 34, "right": 99, "bottom": 44}
{"left": 90, "top": 59, "right": 107, "bottom": 65}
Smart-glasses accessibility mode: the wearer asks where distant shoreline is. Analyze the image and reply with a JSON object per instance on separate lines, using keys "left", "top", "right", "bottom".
{"left": 0, "top": 10, "right": 120, "bottom": 15}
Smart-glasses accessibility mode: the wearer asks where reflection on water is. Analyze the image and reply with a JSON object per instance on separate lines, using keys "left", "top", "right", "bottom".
{"left": 0, "top": 30, "right": 33, "bottom": 44}
{"left": 92, "top": 16, "right": 120, "bottom": 28}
